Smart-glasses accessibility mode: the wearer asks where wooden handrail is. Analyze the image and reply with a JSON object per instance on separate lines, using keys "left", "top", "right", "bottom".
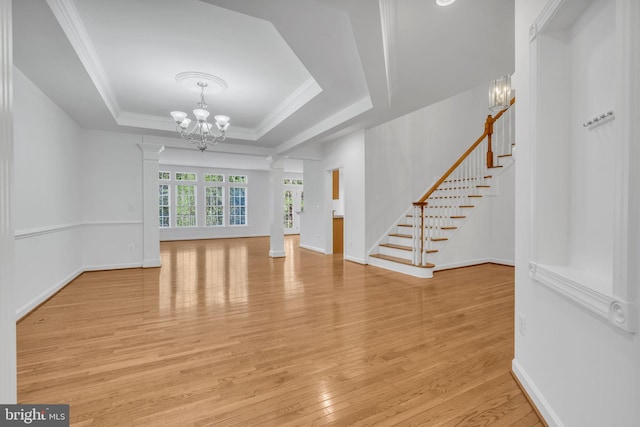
{"left": 416, "top": 97, "right": 515, "bottom": 204}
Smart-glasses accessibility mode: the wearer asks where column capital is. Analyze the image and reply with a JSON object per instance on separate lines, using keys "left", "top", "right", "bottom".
{"left": 138, "top": 142, "right": 164, "bottom": 161}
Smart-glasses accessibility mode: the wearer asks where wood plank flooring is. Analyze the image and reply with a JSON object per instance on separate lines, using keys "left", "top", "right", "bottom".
{"left": 17, "top": 236, "right": 542, "bottom": 426}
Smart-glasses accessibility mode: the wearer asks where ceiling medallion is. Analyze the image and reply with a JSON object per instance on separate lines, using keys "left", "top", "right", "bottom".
{"left": 175, "top": 71, "right": 228, "bottom": 94}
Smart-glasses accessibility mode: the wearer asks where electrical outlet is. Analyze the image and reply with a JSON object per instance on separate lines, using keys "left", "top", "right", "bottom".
{"left": 518, "top": 313, "right": 526, "bottom": 336}
{"left": 128, "top": 243, "right": 135, "bottom": 252}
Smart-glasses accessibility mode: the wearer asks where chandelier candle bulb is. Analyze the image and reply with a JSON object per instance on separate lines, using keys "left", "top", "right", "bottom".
{"left": 171, "top": 111, "right": 187, "bottom": 123}
{"left": 180, "top": 118, "right": 191, "bottom": 129}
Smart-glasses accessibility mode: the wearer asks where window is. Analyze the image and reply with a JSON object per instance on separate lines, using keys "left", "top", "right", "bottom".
{"left": 176, "top": 185, "right": 196, "bottom": 227}
{"left": 204, "top": 174, "right": 224, "bottom": 183}
{"left": 229, "top": 187, "right": 246, "bottom": 225}
{"left": 159, "top": 184, "right": 170, "bottom": 227}
{"left": 284, "top": 190, "right": 293, "bottom": 229}
{"left": 205, "top": 186, "right": 224, "bottom": 226}
{"left": 158, "top": 169, "right": 251, "bottom": 230}
{"left": 175, "top": 172, "right": 197, "bottom": 181}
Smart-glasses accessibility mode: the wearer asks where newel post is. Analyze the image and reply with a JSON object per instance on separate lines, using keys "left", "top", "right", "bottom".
{"left": 412, "top": 202, "right": 427, "bottom": 266}
{"left": 485, "top": 115, "right": 494, "bottom": 168}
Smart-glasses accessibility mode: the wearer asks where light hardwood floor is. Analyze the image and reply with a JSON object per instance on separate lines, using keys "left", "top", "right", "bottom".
{"left": 17, "top": 236, "right": 542, "bottom": 426}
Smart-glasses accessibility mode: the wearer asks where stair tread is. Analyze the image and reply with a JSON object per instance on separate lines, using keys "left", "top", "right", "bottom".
{"left": 406, "top": 214, "right": 469, "bottom": 219}
{"left": 424, "top": 205, "right": 475, "bottom": 208}
{"left": 389, "top": 233, "right": 412, "bottom": 238}
{"left": 429, "top": 237, "right": 448, "bottom": 242}
{"left": 370, "top": 253, "right": 435, "bottom": 268}
{"left": 444, "top": 175, "right": 492, "bottom": 183}
{"left": 498, "top": 154, "right": 513, "bottom": 158}
{"left": 380, "top": 243, "right": 412, "bottom": 251}
{"left": 468, "top": 195, "right": 483, "bottom": 198}
{"left": 381, "top": 242, "right": 439, "bottom": 254}
{"left": 476, "top": 185, "right": 491, "bottom": 188}
{"left": 488, "top": 165, "right": 503, "bottom": 169}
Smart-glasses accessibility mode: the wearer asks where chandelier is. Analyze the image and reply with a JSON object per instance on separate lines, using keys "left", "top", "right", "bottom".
{"left": 489, "top": 74, "right": 512, "bottom": 112}
{"left": 170, "top": 81, "right": 230, "bottom": 152}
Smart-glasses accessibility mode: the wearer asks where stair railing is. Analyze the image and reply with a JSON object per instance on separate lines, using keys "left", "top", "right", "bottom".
{"left": 411, "top": 97, "right": 515, "bottom": 267}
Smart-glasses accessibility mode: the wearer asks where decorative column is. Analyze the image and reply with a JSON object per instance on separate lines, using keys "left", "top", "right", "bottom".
{"left": 138, "top": 142, "right": 164, "bottom": 267}
{"left": 269, "top": 161, "right": 285, "bottom": 258}
{"left": 0, "top": 0, "right": 17, "bottom": 403}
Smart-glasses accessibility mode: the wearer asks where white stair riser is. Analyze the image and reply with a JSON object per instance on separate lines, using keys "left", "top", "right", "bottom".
{"left": 388, "top": 235, "right": 413, "bottom": 246}
{"left": 379, "top": 246, "right": 413, "bottom": 260}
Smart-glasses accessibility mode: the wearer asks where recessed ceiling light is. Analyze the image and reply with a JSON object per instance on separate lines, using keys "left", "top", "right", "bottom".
{"left": 436, "top": 0, "right": 456, "bottom": 6}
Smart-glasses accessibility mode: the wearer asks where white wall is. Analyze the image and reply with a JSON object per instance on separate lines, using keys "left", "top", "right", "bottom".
{"left": 13, "top": 67, "right": 83, "bottom": 317}
{"left": 432, "top": 161, "right": 515, "bottom": 270}
{"left": 513, "top": 1, "right": 640, "bottom": 426}
{"left": 301, "top": 130, "right": 366, "bottom": 263}
{"left": 489, "top": 161, "right": 516, "bottom": 265}
{"left": 158, "top": 164, "right": 271, "bottom": 241}
{"left": 569, "top": 0, "right": 615, "bottom": 278}
{"left": 80, "top": 129, "right": 144, "bottom": 269}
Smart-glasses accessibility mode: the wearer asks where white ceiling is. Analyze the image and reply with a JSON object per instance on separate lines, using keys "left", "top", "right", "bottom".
{"left": 12, "top": 0, "right": 514, "bottom": 162}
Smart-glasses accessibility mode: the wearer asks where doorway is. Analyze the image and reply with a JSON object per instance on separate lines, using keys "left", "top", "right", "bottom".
{"left": 284, "top": 186, "right": 303, "bottom": 235}
{"left": 331, "top": 168, "right": 344, "bottom": 253}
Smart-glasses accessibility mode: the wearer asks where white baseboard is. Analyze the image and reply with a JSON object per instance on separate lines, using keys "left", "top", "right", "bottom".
{"left": 488, "top": 257, "right": 515, "bottom": 266}
{"left": 434, "top": 258, "right": 491, "bottom": 271}
{"left": 143, "top": 258, "right": 162, "bottom": 268}
{"left": 16, "top": 267, "right": 83, "bottom": 320}
{"left": 434, "top": 257, "right": 515, "bottom": 271}
{"left": 299, "top": 244, "right": 327, "bottom": 254}
{"left": 512, "top": 359, "right": 563, "bottom": 427}
{"left": 344, "top": 255, "right": 367, "bottom": 265}
{"left": 83, "top": 262, "right": 143, "bottom": 272}
{"left": 269, "top": 250, "right": 286, "bottom": 258}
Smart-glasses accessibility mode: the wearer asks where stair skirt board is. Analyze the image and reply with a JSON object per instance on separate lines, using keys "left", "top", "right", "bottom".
{"left": 368, "top": 254, "right": 434, "bottom": 278}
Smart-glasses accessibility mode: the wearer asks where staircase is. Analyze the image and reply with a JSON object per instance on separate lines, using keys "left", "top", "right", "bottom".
{"left": 368, "top": 99, "right": 515, "bottom": 278}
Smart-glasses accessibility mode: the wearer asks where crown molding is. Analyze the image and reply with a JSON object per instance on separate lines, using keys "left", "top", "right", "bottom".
{"left": 254, "top": 77, "right": 322, "bottom": 139}
{"left": 118, "top": 112, "right": 176, "bottom": 132}
{"left": 275, "top": 95, "right": 373, "bottom": 155}
{"left": 117, "top": 111, "right": 257, "bottom": 141}
{"left": 46, "top": 0, "right": 121, "bottom": 120}
{"left": 378, "top": 0, "right": 395, "bottom": 105}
